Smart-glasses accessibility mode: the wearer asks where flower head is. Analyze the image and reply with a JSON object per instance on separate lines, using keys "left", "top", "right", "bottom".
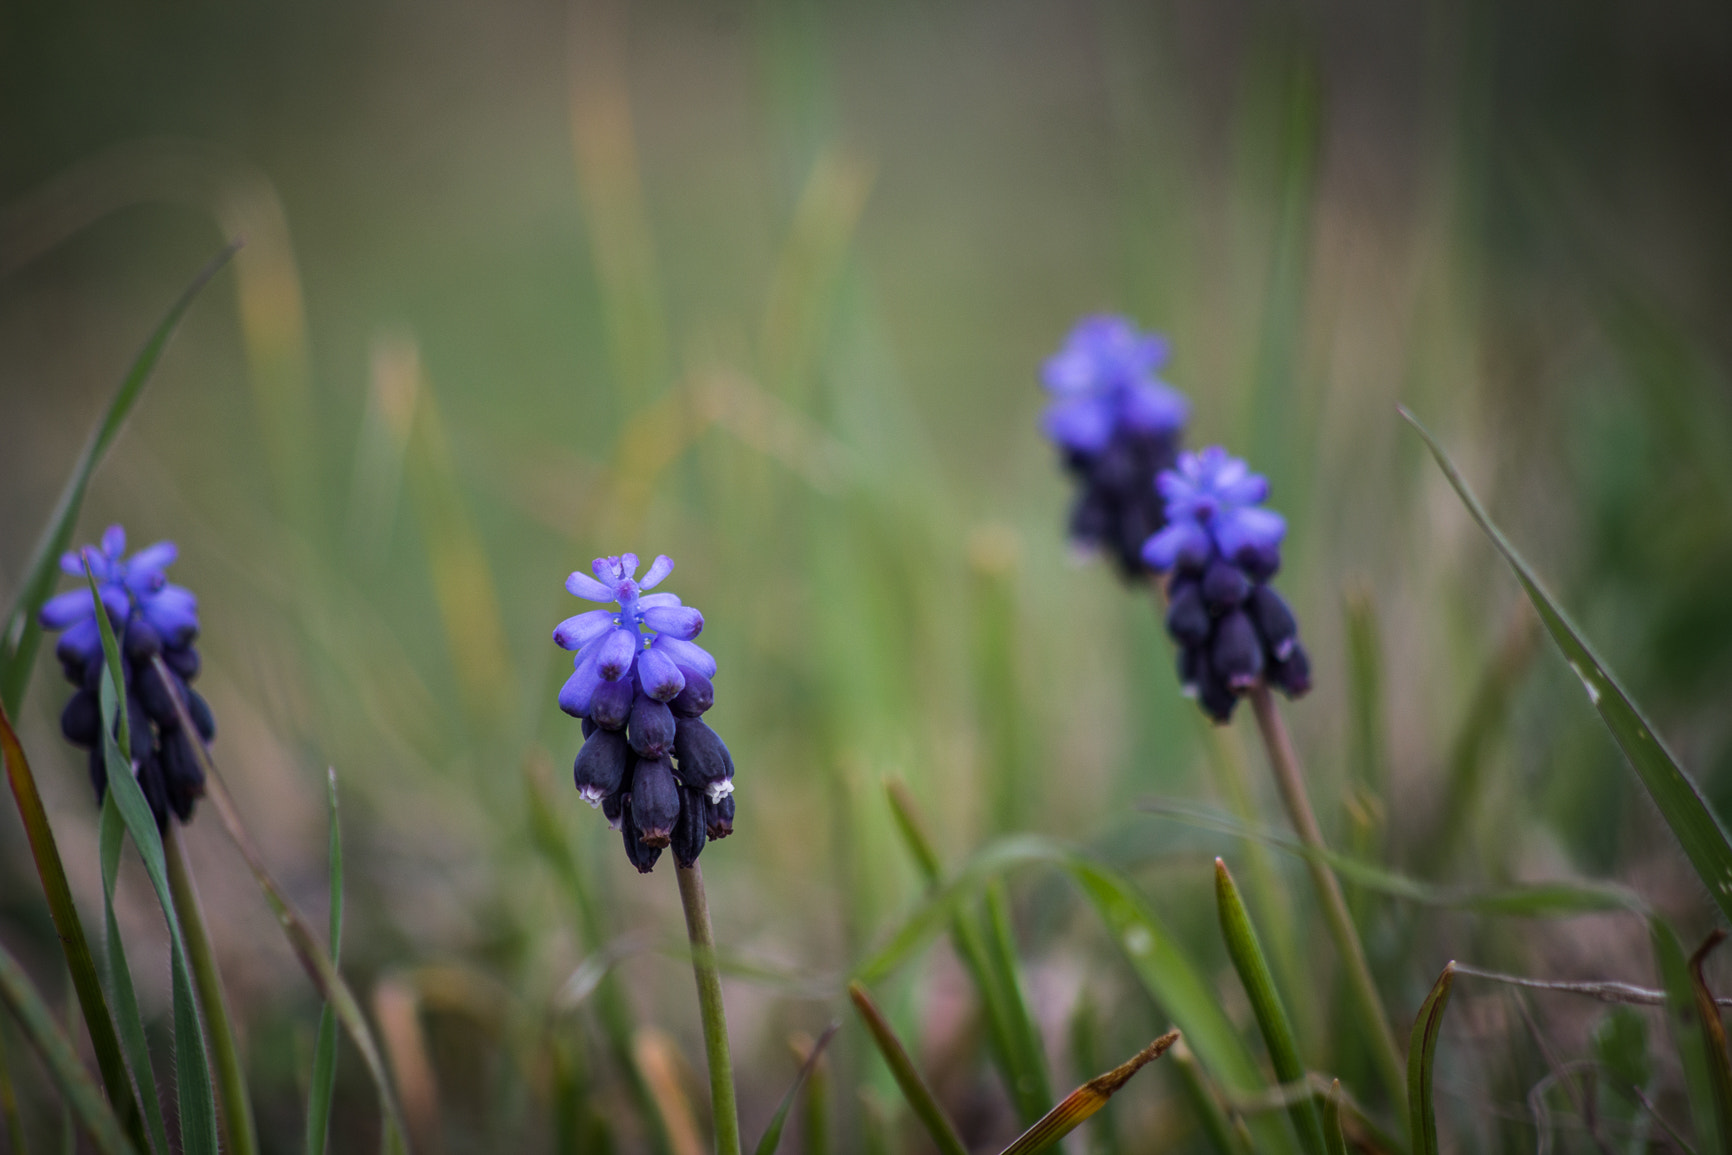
{"left": 1040, "top": 316, "right": 1191, "bottom": 579}
{"left": 556, "top": 553, "right": 732, "bottom": 872}
{"left": 1139, "top": 450, "right": 1310, "bottom": 721}
{"left": 38, "top": 526, "right": 212, "bottom": 828}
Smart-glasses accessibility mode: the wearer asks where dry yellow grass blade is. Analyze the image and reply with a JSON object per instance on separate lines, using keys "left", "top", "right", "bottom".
{"left": 995, "top": 1030, "right": 1181, "bottom": 1155}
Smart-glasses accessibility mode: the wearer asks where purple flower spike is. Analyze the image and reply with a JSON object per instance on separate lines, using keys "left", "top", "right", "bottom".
{"left": 1142, "top": 449, "right": 1311, "bottom": 722}
{"left": 553, "top": 552, "right": 734, "bottom": 871}
{"left": 1040, "top": 315, "right": 1192, "bottom": 579}
{"left": 37, "top": 525, "right": 210, "bottom": 830}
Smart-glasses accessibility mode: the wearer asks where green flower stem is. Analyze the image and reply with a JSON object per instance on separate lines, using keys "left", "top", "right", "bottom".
{"left": 676, "top": 864, "right": 741, "bottom": 1155}
{"left": 164, "top": 825, "right": 260, "bottom": 1155}
{"left": 1247, "top": 685, "right": 1406, "bottom": 1117}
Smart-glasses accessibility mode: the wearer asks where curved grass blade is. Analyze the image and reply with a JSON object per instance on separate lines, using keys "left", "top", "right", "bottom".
{"left": 1403, "top": 406, "right": 1732, "bottom": 920}
{"left": 847, "top": 981, "right": 968, "bottom": 1155}
{"left": 1654, "top": 919, "right": 1719, "bottom": 1152}
{"left": 1689, "top": 931, "right": 1732, "bottom": 1144}
{"left": 98, "top": 796, "right": 171, "bottom": 1155}
{"left": 886, "top": 781, "right": 1051, "bottom": 1123}
{"left": 306, "top": 768, "right": 344, "bottom": 1155}
{"left": 751, "top": 1022, "right": 838, "bottom": 1155}
{"left": 1143, "top": 800, "right": 1648, "bottom": 916}
{"left": 1322, "top": 1080, "right": 1347, "bottom": 1155}
{"left": 0, "top": 240, "right": 240, "bottom": 716}
{"left": 0, "top": 1024, "right": 24, "bottom": 1155}
{"left": 1214, "top": 860, "right": 1325, "bottom": 1155}
{"left": 147, "top": 659, "right": 411, "bottom": 1154}
{"left": 853, "top": 834, "right": 1296, "bottom": 1155}
{"left": 89, "top": 567, "right": 220, "bottom": 1155}
{"left": 0, "top": 939, "right": 136, "bottom": 1155}
{"left": 0, "top": 703, "right": 146, "bottom": 1148}
{"left": 995, "top": 1030, "right": 1179, "bottom": 1155}
{"left": 1407, "top": 961, "right": 1456, "bottom": 1155}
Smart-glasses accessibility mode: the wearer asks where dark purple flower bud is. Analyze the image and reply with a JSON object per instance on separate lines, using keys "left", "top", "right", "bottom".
{"left": 162, "top": 645, "right": 200, "bottom": 681}
{"left": 628, "top": 696, "right": 675, "bottom": 758}
{"left": 669, "top": 668, "right": 713, "bottom": 717}
{"left": 620, "top": 799, "right": 662, "bottom": 874}
{"left": 61, "top": 691, "right": 99, "bottom": 748}
{"left": 136, "top": 662, "right": 181, "bottom": 727}
{"left": 573, "top": 728, "right": 631, "bottom": 807}
{"left": 160, "top": 729, "right": 205, "bottom": 822}
{"left": 1246, "top": 585, "right": 1299, "bottom": 662}
{"left": 1211, "top": 610, "right": 1264, "bottom": 693}
{"left": 1200, "top": 559, "right": 1250, "bottom": 614}
{"left": 88, "top": 748, "right": 108, "bottom": 804}
{"left": 1269, "top": 642, "right": 1312, "bottom": 698}
{"left": 1164, "top": 581, "right": 1210, "bottom": 647}
{"left": 122, "top": 617, "right": 161, "bottom": 663}
{"left": 672, "top": 717, "right": 734, "bottom": 802}
{"left": 126, "top": 696, "right": 152, "bottom": 763}
{"left": 589, "top": 676, "right": 634, "bottom": 731}
{"left": 631, "top": 757, "right": 680, "bottom": 848}
{"left": 137, "top": 754, "right": 171, "bottom": 833}
{"left": 1238, "top": 544, "right": 1281, "bottom": 583}
{"left": 185, "top": 689, "right": 216, "bottom": 742}
{"left": 672, "top": 786, "right": 707, "bottom": 868}
{"left": 1191, "top": 651, "right": 1238, "bottom": 723}
{"left": 601, "top": 789, "right": 625, "bottom": 831}
{"left": 705, "top": 793, "right": 735, "bottom": 840}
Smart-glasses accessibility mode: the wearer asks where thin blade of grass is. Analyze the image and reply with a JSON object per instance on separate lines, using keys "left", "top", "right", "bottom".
{"left": 751, "top": 1022, "right": 838, "bottom": 1155}
{"left": 147, "top": 659, "right": 410, "bottom": 1155}
{"left": 1654, "top": 919, "right": 1720, "bottom": 1151}
{"left": 1403, "top": 406, "right": 1732, "bottom": 920}
{"left": 1213, "top": 859, "right": 1326, "bottom": 1155}
{"left": 0, "top": 940, "right": 136, "bottom": 1155}
{"left": 89, "top": 567, "right": 221, "bottom": 1155}
{"left": 98, "top": 795, "right": 171, "bottom": 1155}
{"left": 853, "top": 833, "right": 1296, "bottom": 1155}
{"left": 885, "top": 781, "right": 1051, "bottom": 1123}
{"left": 995, "top": 1030, "right": 1179, "bottom": 1155}
{"left": 1407, "top": 961, "right": 1456, "bottom": 1155}
{"left": 0, "top": 703, "right": 145, "bottom": 1149}
{"left": 1688, "top": 931, "right": 1732, "bottom": 1143}
{"left": 306, "top": 768, "right": 344, "bottom": 1155}
{"left": 1167, "top": 1038, "right": 1248, "bottom": 1155}
{"left": 847, "top": 982, "right": 968, "bottom": 1155}
{"left": 1322, "top": 1080, "right": 1348, "bottom": 1155}
{"left": 0, "top": 240, "right": 239, "bottom": 716}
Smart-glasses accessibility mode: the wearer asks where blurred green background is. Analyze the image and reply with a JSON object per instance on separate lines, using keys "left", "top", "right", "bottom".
{"left": 3, "top": 0, "right": 1731, "bottom": 1151}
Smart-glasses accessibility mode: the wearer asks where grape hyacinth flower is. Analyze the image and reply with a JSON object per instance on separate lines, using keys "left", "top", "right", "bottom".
{"left": 1141, "top": 447, "right": 1311, "bottom": 722}
{"left": 1041, "top": 315, "right": 1191, "bottom": 579}
{"left": 555, "top": 553, "right": 733, "bottom": 873}
{"left": 37, "top": 525, "right": 213, "bottom": 829}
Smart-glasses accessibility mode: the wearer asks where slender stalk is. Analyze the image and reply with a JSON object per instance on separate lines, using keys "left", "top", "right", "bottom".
{"left": 164, "top": 825, "right": 260, "bottom": 1155}
{"left": 675, "top": 864, "right": 741, "bottom": 1155}
{"left": 1247, "top": 685, "right": 1406, "bottom": 1116}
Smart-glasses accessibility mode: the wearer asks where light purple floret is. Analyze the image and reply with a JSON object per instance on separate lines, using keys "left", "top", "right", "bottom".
{"left": 554, "top": 553, "right": 715, "bottom": 716}
{"left": 1040, "top": 315, "right": 1189, "bottom": 453}
{"left": 38, "top": 525, "right": 198, "bottom": 662}
{"left": 1141, "top": 447, "right": 1286, "bottom": 572}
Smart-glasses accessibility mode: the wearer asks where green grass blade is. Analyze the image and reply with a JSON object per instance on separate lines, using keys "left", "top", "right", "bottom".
{"left": 751, "top": 1021, "right": 838, "bottom": 1155}
{"left": 885, "top": 781, "right": 1051, "bottom": 1123}
{"left": 0, "top": 939, "right": 137, "bottom": 1155}
{"left": 0, "top": 240, "right": 239, "bottom": 717}
{"left": 1213, "top": 859, "right": 1325, "bottom": 1155}
{"left": 1406, "top": 961, "right": 1456, "bottom": 1155}
{"left": 0, "top": 1016, "right": 30, "bottom": 1155}
{"left": 994, "top": 1031, "right": 1179, "bottom": 1155}
{"left": 0, "top": 703, "right": 146, "bottom": 1149}
{"left": 1322, "top": 1081, "right": 1348, "bottom": 1155}
{"left": 847, "top": 981, "right": 968, "bottom": 1155}
{"left": 853, "top": 833, "right": 1296, "bottom": 1154}
{"left": 89, "top": 568, "right": 221, "bottom": 1155}
{"left": 99, "top": 797, "right": 171, "bottom": 1155}
{"left": 143, "top": 658, "right": 410, "bottom": 1155}
{"left": 306, "top": 768, "right": 344, "bottom": 1155}
{"left": 1403, "top": 406, "right": 1732, "bottom": 920}
{"left": 1653, "top": 919, "right": 1718, "bottom": 1151}
{"left": 1687, "top": 932, "right": 1732, "bottom": 1143}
